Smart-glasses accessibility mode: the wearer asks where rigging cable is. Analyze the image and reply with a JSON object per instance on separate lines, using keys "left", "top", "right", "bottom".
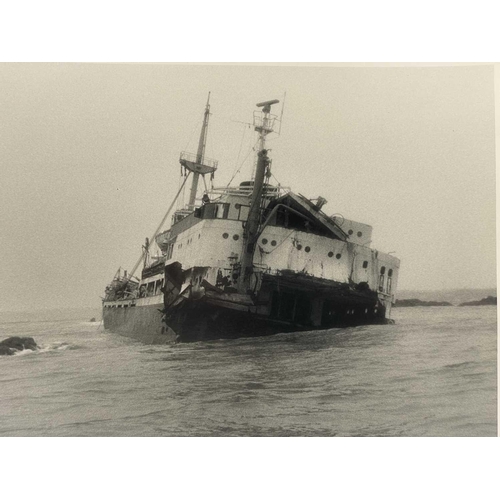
{"left": 225, "top": 137, "right": 261, "bottom": 188}
{"left": 127, "top": 172, "right": 191, "bottom": 280}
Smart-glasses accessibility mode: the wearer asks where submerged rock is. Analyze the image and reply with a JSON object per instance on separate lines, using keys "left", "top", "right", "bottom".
{"left": 0, "top": 337, "right": 39, "bottom": 356}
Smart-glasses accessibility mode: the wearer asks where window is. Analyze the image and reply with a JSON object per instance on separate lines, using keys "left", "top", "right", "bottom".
{"left": 357, "top": 231, "right": 362, "bottom": 237}
{"left": 222, "top": 233, "right": 229, "bottom": 239}
{"left": 336, "top": 253, "right": 342, "bottom": 259}
{"left": 202, "top": 203, "right": 230, "bottom": 220}
{"left": 363, "top": 261, "right": 368, "bottom": 268}
{"left": 166, "top": 243, "right": 174, "bottom": 260}
{"left": 214, "top": 204, "right": 229, "bottom": 219}
{"left": 305, "top": 246, "right": 311, "bottom": 253}
{"left": 262, "top": 238, "right": 268, "bottom": 245}
{"left": 233, "top": 234, "right": 239, "bottom": 241}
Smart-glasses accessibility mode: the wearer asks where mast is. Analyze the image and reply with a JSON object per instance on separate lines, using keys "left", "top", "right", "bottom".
{"left": 179, "top": 93, "right": 218, "bottom": 210}
{"left": 238, "top": 99, "right": 279, "bottom": 293}
{"left": 188, "top": 93, "right": 211, "bottom": 209}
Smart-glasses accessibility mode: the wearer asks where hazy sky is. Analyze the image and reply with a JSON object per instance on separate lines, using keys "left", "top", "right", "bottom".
{"left": 0, "top": 63, "right": 496, "bottom": 311}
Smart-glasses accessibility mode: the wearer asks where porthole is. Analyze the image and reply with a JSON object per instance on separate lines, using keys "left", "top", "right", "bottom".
{"left": 357, "top": 231, "right": 362, "bottom": 237}
{"left": 222, "top": 233, "right": 229, "bottom": 239}
{"left": 271, "top": 240, "right": 277, "bottom": 246}
{"left": 348, "top": 229, "right": 353, "bottom": 235}
{"left": 362, "top": 261, "right": 368, "bottom": 269}
{"left": 328, "top": 251, "right": 334, "bottom": 258}
{"left": 262, "top": 238, "right": 268, "bottom": 245}
{"left": 305, "top": 246, "right": 311, "bottom": 253}
{"left": 336, "top": 253, "right": 341, "bottom": 259}
{"left": 388, "top": 269, "right": 393, "bottom": 277}
{"left": 297, "top": 244, "right": 302, "bottom": 250}
{"left": 233, "top": 234, "right": 239, "bottom": 241}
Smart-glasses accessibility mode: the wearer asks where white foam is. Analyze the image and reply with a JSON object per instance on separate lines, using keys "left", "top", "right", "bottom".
{"left": 13, "top": 342, "right": 72, "bottom": 356}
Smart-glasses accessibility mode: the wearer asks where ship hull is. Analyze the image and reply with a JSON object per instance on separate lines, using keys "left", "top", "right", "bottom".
{"left": 103, "top": 290, "right": 390, "bottom": 344}
{"left": 102, "top": 302, "right": 176, "bottom": 344}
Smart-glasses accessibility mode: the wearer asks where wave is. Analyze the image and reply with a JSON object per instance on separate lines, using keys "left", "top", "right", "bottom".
{"left": 12, "top": 342, "right": 80, "bottom": 356}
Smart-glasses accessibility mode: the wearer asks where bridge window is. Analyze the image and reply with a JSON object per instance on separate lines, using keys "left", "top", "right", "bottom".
{"left": 200, "top": 203, "right": 230, "bottom": 220}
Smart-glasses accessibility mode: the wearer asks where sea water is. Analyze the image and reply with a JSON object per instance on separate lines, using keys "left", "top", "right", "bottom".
{"left": 0, "top": 306, "right": 496, "bottom": 436}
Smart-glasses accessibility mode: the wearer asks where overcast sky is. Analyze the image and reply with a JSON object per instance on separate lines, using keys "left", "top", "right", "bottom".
{"left": 0, "top": 63, "right": 495, "bottom": 311}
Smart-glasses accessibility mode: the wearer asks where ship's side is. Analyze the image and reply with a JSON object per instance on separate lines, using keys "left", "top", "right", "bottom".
{"left": 155, "top": 189, "right": 399, "bottom": 342}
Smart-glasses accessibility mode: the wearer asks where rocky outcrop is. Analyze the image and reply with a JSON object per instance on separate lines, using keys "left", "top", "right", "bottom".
{"left": 459, "top": 296, "right": 497, "bottom": 307}
{"left": 394, "top": 299, "right": 453, "bottom": 307}
{"left": 0, "top": 337, "right": 39, "bottom": 356}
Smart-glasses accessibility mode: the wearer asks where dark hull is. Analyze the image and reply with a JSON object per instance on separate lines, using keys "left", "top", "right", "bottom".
{"left": 164, "top": 300, "right": 389, "bottom": 343}
{"left": 103, "top": 293, "right": 390, "bottom": 344}
{"left": 103, "top": 303, "right": 176, "bottom": 344}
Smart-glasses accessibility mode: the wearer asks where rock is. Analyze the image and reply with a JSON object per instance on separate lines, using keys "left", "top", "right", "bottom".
{"left": 458, "top": 296, "right": 497, "bottom": 307}
{"left": 394, "top": 299, "right": 453, "bottom": 307}
{"left": 0, "top": 337, "right": 39, "bottom": 355}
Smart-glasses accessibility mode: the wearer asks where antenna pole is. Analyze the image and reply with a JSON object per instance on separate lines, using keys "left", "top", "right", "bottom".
{"left": 238, "top": 99, "right": 279, "bottom": 293}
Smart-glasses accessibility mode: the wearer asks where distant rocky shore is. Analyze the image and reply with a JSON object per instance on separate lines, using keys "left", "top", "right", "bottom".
{"left": 395, "top": 299, "right": 453, "bottom": 307}
{"left": 395, "top": 296, "right": 497, "bottom": 307}
{"left": 458, "top": 296, "right": 497, "bottom": 307}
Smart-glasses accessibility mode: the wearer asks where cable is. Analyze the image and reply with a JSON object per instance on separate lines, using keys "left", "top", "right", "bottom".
{"left": 226, "top": 137, "right": 260, "bottom": 188}
{"left": 127, "top": 173, "right": 191, "bottom": 280}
